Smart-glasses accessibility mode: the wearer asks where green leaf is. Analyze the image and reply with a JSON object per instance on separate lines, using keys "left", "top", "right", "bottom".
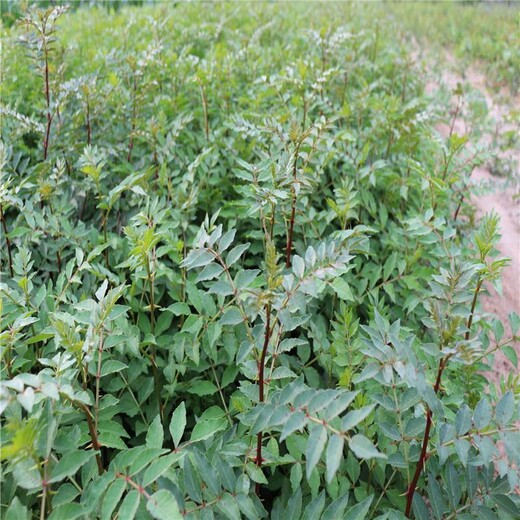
{"left": 226, "top": 243, "right": 250, "bottom": 266}
{"left": 344, "top": 495, "right": 373, "bottom": 520}
{"left": 290, "top": 463, "right": 303, "bottom": 493}
{"left": 492, "top": 494, "right": 520, "bottom": 516}
{"left": 322, "top": 493, "right": 350, "bottom": 520}
{"left": 49, "top": 450, "right": 96, "bottom": 483}
{"left": 129, "top": 448, "right": 169, "bottom": 476}
{"left": 216, "top": 493, "right": 241, "bottom": 520}
{"left": 508, "top": 312, "right": 519, "bottom": 335}
{"left": 412, "top": 494, "right": 430, "bottom": 520}
{"left": 220, "top": 306, "right": 243, "bottom": 325}
{"left": 331, "top": 277, "right": 355, "bottom": 302}
{"left": 246, "top": 462, "right": 268, "bottom": 484}
{"left": 142, "top": 453, "right": 184, "bottom": 487}
{"left": 165, "top": 303, "right": 191, "bottom": 316}
{"left": 302, "top": 490, "right": 326, "bottom": 520}
{"left": 101, "top": 478, "right": 126, "bottom": 520}
{"left": 187, "top": 381, "right": 218, "bottom": 396}
{"left": 190, "top": 418, "right": 227, "bottom": 442}
{"left": 341, "top": 404, "right": 376, "bottom": 431}
{"left": 293, "top": 255, "right": 305, "bottom": 278}
{"left": 473, "top": 397, "right": 492, "bottom": 429}
{"left": 446, "top": 462, "right": 461, "bottom": 510}
{"left": 146, "top": 415, "right": 164, "bottom": 449}
{"left": 236, "top": 493, "right": 260, "bottom": 519}
{"left": 169, "top": 402, "right": 186, "bottom": 448}
{"left": 235, "top": 269, "right": 260, "bottom": 289}
{"left": 219, "top": 229, "right": 237, "bottom": 253}
{"left": 48, "top": 503, "right": 86, "bottom": 520}
{"left": 502, "top": 346, "right": 518, "bottom": 367}
{"left": 383, "top": 252, "right": 397, "bottom": 281}
{"left": 326, "top": 434, "right": 344, "bottom": 483}
{"left": 349, "top": 434, "right": 386, "bottom": 460}
{"left": 183, "top": 250, "right": 214, "bottom": 269}
{"left": 306, "top": 424, "right": 327, "bottom": 479}
{"left": 117, "top": 490, "right": 140, "bottom": 520}
{"left": 196, "top": 263, "right": 224, "bottom": 282}
{"left": 4, "top": 497, "right": 28, "bottom": 520}
{"left": 325, "top": 391, "right": 359, "bottom": 420}
{"left": 455, "top": 439, "right": 471, "bottom": 467}
{"left": 428, "top": 474, "right": 447, "bottom": 520}
{"left": 495, "top": 392, "right": 514, "bottom": 425}
{"left": 101, "top": 360, "right": 127, "bottom": 377}
{"left": 184, "top": 455, "right": 202, "bottom": 502}
{"left": 455, "top": 405, "right": 471, "bottom": 435}
{"left": 8, "top": 226, "right": 30, "bottom": 238}
{"left": 280, "top": 411, "right": 308, "bottom": 441}
{"left": 146, "top": 490, "right": 182, "bottom": 520}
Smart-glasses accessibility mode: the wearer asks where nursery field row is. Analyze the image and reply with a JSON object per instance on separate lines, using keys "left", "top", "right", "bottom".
{"left": 1, "top": 2, "right": 519, "bottom": 520}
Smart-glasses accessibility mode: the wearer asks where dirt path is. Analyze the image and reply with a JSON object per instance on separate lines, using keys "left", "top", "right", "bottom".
{"left": 425, "top": 51, "right": 519, "bottom": 385}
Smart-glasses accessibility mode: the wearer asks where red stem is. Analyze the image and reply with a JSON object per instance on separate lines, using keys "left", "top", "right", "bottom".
{"left": 255, "top": 303, "right": 271, "bottom": 495}
{"left": 56, "top": 250, "right": 62, "bottom": 274}
{"left": 127, "top": 74, "right": 137, "bottom": 162}
{"left": 465, "top": 278, "right": 482, "bottom": 341}
{"left": 116, "top": 472, "right": 151, "bottom": 500}
{"left": 86, "top": 97, "right": 91, "bottom": 145}
{"left": 285, "top": 202, "right": 296, "bottom": 268}
{"left": 404, "top": 355, "right": 450, "bottom": 517}
{"left": 43, "top": 50, "right": 52, "bottom": 160}
{"left": 453, "top": 194, "right": 464, "bottom": 221}
{"left": 449, "top": 96, "right": 461, "bottom": 138}
{"left": 285, "top": 147, "right": 300, "bottom": 267}
{"left": 79, "top": 403, "right": 104, "bottom": 475}
{"left": 0, "top": 204, "right": 14, "bottom": 277}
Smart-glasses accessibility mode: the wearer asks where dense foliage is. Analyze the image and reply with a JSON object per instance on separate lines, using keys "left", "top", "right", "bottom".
{"left": 392, "top": 1, "right": 520, "bottom": 95}
{"left": 1, "top": 2, "right": 519, "bottom": 520}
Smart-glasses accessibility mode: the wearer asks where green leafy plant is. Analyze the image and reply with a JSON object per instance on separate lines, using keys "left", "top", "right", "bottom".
{"left": 1, "top": 2, "right": 518, "bottom": 519}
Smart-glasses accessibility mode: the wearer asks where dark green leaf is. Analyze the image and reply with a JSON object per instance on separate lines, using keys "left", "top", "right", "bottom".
{"left": 169, "top": 402, "right": 186, "bottom": 448}
{"left": 344, "top": 495, "right": 374, "bottom": 520}
{"left": 49, "top": 450, "right": 96, "bottom": 483}
{"left": 146, "top": 415, "right": 164, "bottom": 449}
{"left": 146, "top": 490, "right": 182, "bottom": 520}
{"left": 349, "top": 434, "right": 386, "bottom": 460}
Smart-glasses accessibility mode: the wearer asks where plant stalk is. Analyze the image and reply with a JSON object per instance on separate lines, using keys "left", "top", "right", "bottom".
{"left": 198, "top": 82, "right": 209, "bottom": 140}
{"left": 255, "top": 302, "right": 271, "bottom": 495}
{"left": 286, "top": 145, "right": 300, "bottom": 267}
{"left": 146, "top": 257, "right": 164, "bottom": 422}
{"left": 127, "top": 74, "right": 138, "bottom": 162}
{"left": 79, "top": 402, "right": 104, "bottom": 475}
{"left": 405, "top": 354, "right": 450, "bottom": 517}
{"left": 0, "top": 204, "right": 14, "bottom": 277}
{"left": 43, "top": 52, "right": 53, "bottom": 160}
{"left": 86, "top": 95, "right": 91, "bottom": 145}
{"left": 465, "top": 278, "right": 483, "bottom": 341}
